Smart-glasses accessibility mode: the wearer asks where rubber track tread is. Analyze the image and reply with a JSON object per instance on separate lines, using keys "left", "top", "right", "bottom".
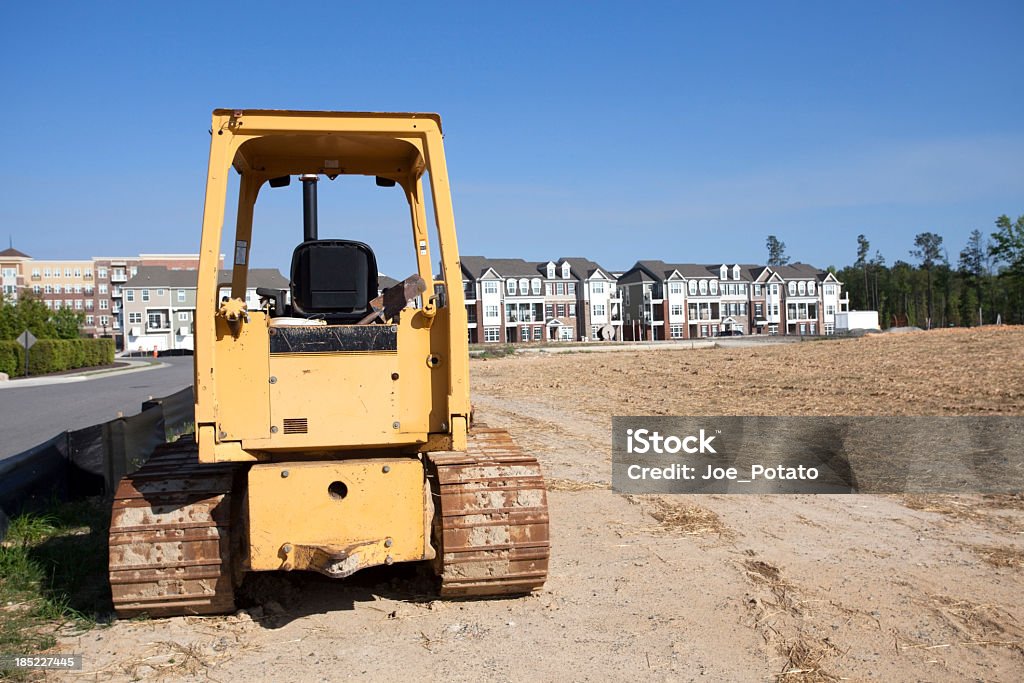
{"left": 108, "top": 437, "right": 240, "bottom": 618}
{"left": 427, "top": 427, "right": 550, "bottom": 598}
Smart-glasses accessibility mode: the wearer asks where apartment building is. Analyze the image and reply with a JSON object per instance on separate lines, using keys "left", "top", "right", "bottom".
{"left": 619, "top": 261, "right": 846, "bottom": 339}
{"left": 122, "top": 267, "right": 286, "bottom": 352}
{"left": 461, "top": 256, "right": 623, "bottom": 343}
{"left": 0, "top": 247, "right": 30, "bottom": 300}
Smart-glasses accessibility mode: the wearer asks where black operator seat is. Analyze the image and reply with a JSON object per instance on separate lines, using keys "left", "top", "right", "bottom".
{"left": 290, "top": 240, "right": 379, "bottom": 323}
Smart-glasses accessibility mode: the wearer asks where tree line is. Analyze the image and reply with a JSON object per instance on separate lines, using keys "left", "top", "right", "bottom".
{"left": 0, "top": 295, "right": 85, "bottom": 340}
{"left": 769, "top": 213, "right": 1024, "bottom": 328}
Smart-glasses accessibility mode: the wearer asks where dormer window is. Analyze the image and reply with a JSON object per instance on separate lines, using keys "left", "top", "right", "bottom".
{"left": 561, "top": 263, "right": 570, "bottom": 279}
{"left": 720, "top": 265, "right": 728, "bottom": 280}
{"left": 733, "top": 265, "right": 741, "bottom": 280}
{"left": 699, "top": 280, "right": 708, "bottom": 295}
{"left": 709, "top": 280, "right": 719, "bottom": 295}
{"left": 506, "top": 279, "right": 516, "bottom": 295}
{"left": 808, "top": 281, "right": 815, "bottom": 296}
{"left": 531, "top": 278, "right": 541, "bottom": 295}
{"left": 798, "top": 281, "right": 806, "bottom": 296}
{"left": 788, "top": 282, "right": 797, "bottom": 296}
{"left": 688, "top": 280, "right": 697, "bottom": 295}
{"left": 546, "top": 263, "right": 555, "bottom": 279}
{"left": 518, "top": 278, "right": 529, "bottom": 295}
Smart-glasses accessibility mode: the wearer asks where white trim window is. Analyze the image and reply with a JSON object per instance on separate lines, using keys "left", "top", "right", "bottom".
{"left": 484, "top": 327, "right": 500, "bottom": 342}
{"left": 688, "top": 280, "right": 697, "bottom": 295}
{"left": 177, "top": 289, "right": 186, "bottom": 302}
{"left": 669, "top": 282, "right": 683, "bottom": 295}
{"left": 483, "top": 281, "right": 499, "bottom": 295}
{"left": 670, "top": 324, "right": 684, "bottom": 339}
{"left": 592, "top": 281, "right": 605, "bottom": 294}
{"left": 506, "top": 279, "right": 516, "bottom": 295}
{"left": 531, "top": 278, "right": 541, "bottom": 295}
{"left": 699, "top": 280, "right": 708, "bottom": 295}
{"left": 593, "top": 303, "right": 605, "bottom": 317}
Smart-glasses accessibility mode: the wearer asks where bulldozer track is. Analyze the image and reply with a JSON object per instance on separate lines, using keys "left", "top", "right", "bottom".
{"left": 109, "top": 428, "right": 548, "bottom": 617}
{"left": 428, "top": 428, "right": 550, "bottom": 597}
{"left": 108, "top": 437, "right": 241, "bottom": 618}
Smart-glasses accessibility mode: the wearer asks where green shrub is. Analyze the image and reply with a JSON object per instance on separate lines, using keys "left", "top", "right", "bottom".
{"left": 0, "top": 338, "right": 114, "bottom": 377}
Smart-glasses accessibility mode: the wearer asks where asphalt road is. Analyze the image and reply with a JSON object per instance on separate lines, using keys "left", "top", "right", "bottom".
{"left": 0, "top": 356, "right": 194, "bottom": 460}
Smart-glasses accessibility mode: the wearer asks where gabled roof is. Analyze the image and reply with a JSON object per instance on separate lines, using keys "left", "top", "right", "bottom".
{"left": 125, "top": 266, "right": 289, "bottom": 289}
{"left": 0, "top": 247, "right": 30, "bottom": 258}
{"left": 460, "top": 256, "right": 544, "bottom": 279}
{"left": 557, "top": 257, "right": 613, "bottom": 281}
{"left": 628, "top": 261, "right": 761, "bottom": 281}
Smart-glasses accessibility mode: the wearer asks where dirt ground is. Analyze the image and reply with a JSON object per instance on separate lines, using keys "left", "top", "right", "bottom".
{"left": 54, "top": 327, "right": 1024, "bottom": 682}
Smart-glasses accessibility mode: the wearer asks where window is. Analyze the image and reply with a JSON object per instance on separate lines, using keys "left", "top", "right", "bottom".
{"left": 670, "top": 324, "right": 684, "bottom": 339}
{"left": 770, "top": 284, "right": 779, "bottom": 296}
{"left": 518, "top": 278, "right": 529, "bottom": 295}
{"left": 545, "top": 283, "right": 554, "bottom": 295}
{"left": 669, "top": 282, "right": 683, "bottom": 295}
{"left": 44, "top": 268, "right": 52, "bottom": 277}
{"left": 53, "top": 284, "right": 62, "bottom": 293}
{"left": 739, "top": 284, "right": 747, "bottom": 295}
{"left": 755, "top": 303, "right": 764, "bottom": 318}
{"left": 98, "top": 268, "right": 107, "bottom": 279}
{"left": 709, "top": 280, "right": 718, "bottom": 295}
{"left": 567, "top": 282, "right": 576, "bottom": 295}
{"left": 670, "top": 303, "right": 684, "bottom": 316}
{"left": 32, "top": 285, "right": 41, "bottom": 294}
{"left": 788, "top": 282, "right": 797, "bottom": 296}
{"left": 733, "top": 265, "right": 741, "bottom": 280}
{"left": 125, "top": 289, "right": 133, "bottom": 301}
{"left": 546, "top": 264, "right": 555, "bottom": 279}
{"left": 31, "top": 268, "right": 40, "bottom": 278}
{"left": 552, "top": 282, "right": 562, "bottom": 295}
{"left": 484, "top": 327, "right": 500, "bottom": 342}
{"left": 698, "top": 280, "right": 708, "bottom": 295}
{"left": 84, "top": 286, "right": 93, "bottom": 295}
{"left": 73, "top": 285, "right": 82, "bottom": 293}
{"left": 754, "top": 284, "right": 762, "bottom": 296}
{"left": 561, "top": 263, "right": 570, "bottom": 279}
{"left": 531, "top": 278, "right": 541, "bottom": 295}
{"left": 798, "top": 281, "right": 806, "bottom": 296}
{"left": 75, "top": 300, "right": 83, "bottom": 310}
{"left": 142, "top": 289, "right": 150, "bottom": 302}
{"left": 128, "top": 312, "right": 142, "bottom": 324}
{"left": 85, "top": 300, "right": 93, "bottom": 310}
{"left": 559, "top": 326, "right": 572, "bottom": 340}
{"left": 99, "top": 284, "right": 108, "bottom": 294}
{"left": 156, "top": 288, "right": 165, "bottom": 296}
{"left": 100, "top": 315, "right": 109, "bottom": 327}
{"left": 64, "top": 299, "right": 73, "bottom": 308}
{"left": 148, "top": 312, "right": 165, "bottom": 329}
{"left": 178, "top": 311, "right": 190, "bottom": 321}
{"left": 568, "top": 303, "right": 576, "bottom": 316}
{"left": 808, "top": 281, "right": 815, "bottom": 296}
{"left": 556, "top": 304, "right": 566, "bottom": 317}
{"left": 65, "top": 268, "right": 72, "bottom": 277}
{"left": 44, "top": 285, "right": 52, "bottom": 294}
{"left": 99, "top": 299, "right": 109, "bottom": 309}
{"left": 74, "top": 268, "right": 81, "bottom": 277}
{"left": 826, "top": 304, "right": 835, "bottom": 316}
{"left": 85, "top": 315, "right": 94, "bottom": 325}
{"left": 84, "top": 269, "right": 92, "bottom": 279}
{"left": 505, "top": 279, "right": 516, "bottom": 295}
{"left": 483, "top": 281, "right": 498, "bottom": 295}
{"left": 593, "top": 304, "right": 606, "bottom": 317}
{"left": 688, "top": 280, "right": 697, "bottom": 295}
{"left": 592, "top": 281, "right": 605, "bottom": 294}
{"left": 484, "top": 305, "right": 499, "bottom": 320}
{"left": 177, "top": 289, "right": 186, "bottom": 302}
{"left": 545, "top": 304, "right": 553, "bottom": 319}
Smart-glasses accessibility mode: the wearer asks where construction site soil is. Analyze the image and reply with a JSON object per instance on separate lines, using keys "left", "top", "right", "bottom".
{"left": 55, "top": 327, "right": 1023, "bottom": 682}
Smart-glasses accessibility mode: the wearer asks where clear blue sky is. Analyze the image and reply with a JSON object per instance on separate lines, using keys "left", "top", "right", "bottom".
{"left": 2, "top": 1, "right": 1021, "bottom": 277}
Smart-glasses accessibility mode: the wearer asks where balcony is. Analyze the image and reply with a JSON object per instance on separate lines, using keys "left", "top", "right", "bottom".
{"left": 111, "top": 272, "right": 127, "bottom": 283}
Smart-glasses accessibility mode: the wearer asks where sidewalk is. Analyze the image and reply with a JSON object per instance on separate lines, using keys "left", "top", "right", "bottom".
{"left": 0, "top": 358, "right": 168, "bottom": 389}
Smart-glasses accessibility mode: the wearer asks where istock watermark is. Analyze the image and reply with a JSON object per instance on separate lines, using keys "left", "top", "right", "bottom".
{"left": 612, "top": 416, "right": 1024, "bottom": 494}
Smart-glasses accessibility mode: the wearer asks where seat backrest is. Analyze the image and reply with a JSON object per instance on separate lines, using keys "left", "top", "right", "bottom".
{"left": 290, "top": 240, "right": 379, "bottom": 322}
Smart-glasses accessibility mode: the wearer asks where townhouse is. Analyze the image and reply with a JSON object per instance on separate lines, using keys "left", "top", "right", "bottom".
{"left": 618, "top": 261, "right": 846, "bottom": 340}
{"left": 122, "top": 267, "right": 287, "bottom": 352}
{"left": 461, "top": 256, "right": 623, "bottom": 344}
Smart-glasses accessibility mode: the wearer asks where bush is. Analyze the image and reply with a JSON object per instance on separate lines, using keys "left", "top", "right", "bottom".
{"left": 0, "top": 338, "right": 114, "bottom": 377}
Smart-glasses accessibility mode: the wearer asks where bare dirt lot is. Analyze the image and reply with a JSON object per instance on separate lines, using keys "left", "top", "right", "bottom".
{"left": 55, "top": 328, "right": 1023, "bottom": 682}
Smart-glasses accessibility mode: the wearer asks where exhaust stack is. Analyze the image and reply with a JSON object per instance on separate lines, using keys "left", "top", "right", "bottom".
{"left": 301, "top": 174, "right": 318, "bottom": 241}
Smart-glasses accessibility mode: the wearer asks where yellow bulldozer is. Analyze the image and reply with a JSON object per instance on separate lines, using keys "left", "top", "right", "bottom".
{"left": 108, "top": 110, "right": 550, "bottom": 616}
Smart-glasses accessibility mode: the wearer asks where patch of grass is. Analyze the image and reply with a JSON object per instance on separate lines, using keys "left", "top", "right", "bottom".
{"left": 473, "top": 344, "right": 517, "bottom": 359}
{"left": 1, "top": 499, "right": 110, "bottom": 680}
{"left": 166, "top": 421, "right": 196, "bottom": 443}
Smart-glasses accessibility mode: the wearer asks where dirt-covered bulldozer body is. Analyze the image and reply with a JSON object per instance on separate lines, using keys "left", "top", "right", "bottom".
{"left": 108, "top": 111, "right": 550, "bottom": 617}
